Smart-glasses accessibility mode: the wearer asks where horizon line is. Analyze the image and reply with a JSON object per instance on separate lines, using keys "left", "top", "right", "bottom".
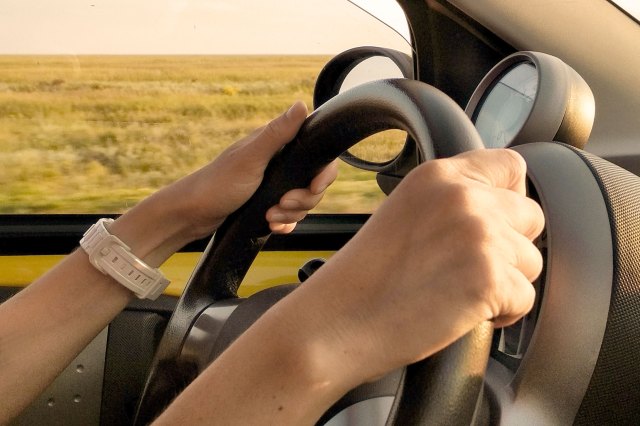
{"left": 0, "top": 53, "right": 337, "bottom": 56}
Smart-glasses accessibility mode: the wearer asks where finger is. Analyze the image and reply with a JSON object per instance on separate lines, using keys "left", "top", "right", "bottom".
{"left": 277, "top": 160, "right": 335, "bottom": 209}
{"left": 279, "top": 188, "right": 324, "bottom": 211}
{"left": 266, "top": 206, "right": 308, "bottom": 225}
{"left": 505, "top": 230, "right": 544, "bottom": 282}
{"left": 492, "top": 266, "right": 537, "bottom": 328}
{"left": 451, "top": 149, "right": 528, "bottom": 195}
{"left": 251, "top": 101, "right": 308, "bottom": 162}
{"left": 309, "top": 160, "right": 339, "bottom": 195}
{"left": 493, "top": 188, "right": 545, "bottom": 241}
{"left": 270, "top": 222, "right": 296, "bottom": 234}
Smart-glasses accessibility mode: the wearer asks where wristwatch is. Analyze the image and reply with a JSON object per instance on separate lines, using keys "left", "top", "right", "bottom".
{"left": 80, "top": 218, "right": 170, "bottom": 300}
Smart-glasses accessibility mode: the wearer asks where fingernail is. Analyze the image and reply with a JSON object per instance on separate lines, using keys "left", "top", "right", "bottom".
{"left": 285, "top": 101, "right": 302, "bottom": 119}
{"left": 285, "top": 104, "right": 296, "bottom": 119}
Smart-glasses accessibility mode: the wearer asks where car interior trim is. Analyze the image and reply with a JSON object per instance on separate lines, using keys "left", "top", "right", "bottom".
{"left": 0, "top": 214, "right": 367, "bottom": 256}
{"left": 12, "top": 328, "right": 108, "bottom": 426}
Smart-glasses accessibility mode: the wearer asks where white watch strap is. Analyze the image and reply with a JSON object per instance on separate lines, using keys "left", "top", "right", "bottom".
{"left": 80, "top": 218, "right": 170, "bottom": 300}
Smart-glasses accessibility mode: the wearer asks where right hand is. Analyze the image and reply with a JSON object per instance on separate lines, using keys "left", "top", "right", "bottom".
{"left": 279, "top": 148, "right": 545, "bottom": 388}
{"left": 155, "top": 148, "right": 545, "bottom": 426}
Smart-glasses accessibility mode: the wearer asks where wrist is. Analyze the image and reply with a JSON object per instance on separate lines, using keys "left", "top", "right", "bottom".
{"left": 108, "top": 192, "right": 196, "bottom": 268}
{"left": 217, "top": 301, "right": 358, "bottom": 424}
{"left": 287, "top": 242, "right": 405, "bottom": 388}
{"left": 265, "top": 285, "right": 369, "bottom": 400}
{"left": 159, "top": 300, "right": 355, "bottom": 425}
{"left": 80, "top": 219, "right": 170, "bottom": 299}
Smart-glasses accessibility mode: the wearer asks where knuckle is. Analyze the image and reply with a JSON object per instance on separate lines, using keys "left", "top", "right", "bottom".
{"left": 437, "top": 184, "right": 483, "bottom": 230}
{"left": 505, "top": 149, "right": 527, "bottom": 170}
{"left": 460, "top": 213, "right": 493, "bottom": 245}
{"left": 443, "top": 181, "right": 475, "bottom": 209}
{"left": 504, "top": 149, "right": 527, "bottom": 181}
{"left": 416, "top": 159, "right": 451, "bottom": 181}
{"left": 404, "top": 160, "right": 450, "bottom": 190}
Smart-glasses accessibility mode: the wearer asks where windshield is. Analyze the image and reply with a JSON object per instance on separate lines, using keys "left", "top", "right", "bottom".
{"left": 348, "top": 0, "right": 412, "bottom": 44}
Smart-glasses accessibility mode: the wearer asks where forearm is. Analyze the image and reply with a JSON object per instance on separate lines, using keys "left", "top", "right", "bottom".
{"left": 0, "top": 101, "right": 333, "bottom": 423}
{"left": 150, "top": 149, "right": 543, "bottom": 425}
{"left": 0, "top": 250, "right": 133, "bottom": 421}
{"left": 0, "top": 193, "right": 192, "bottom": 422}
{"left": 154, "top": 248, "right": 389, "bottom": 425}
{"left": 153, "top": 290, "right": 355, "bottom": 426}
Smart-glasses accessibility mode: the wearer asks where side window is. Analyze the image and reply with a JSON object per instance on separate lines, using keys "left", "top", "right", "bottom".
{"left": 0, "top": 0, "right": 411, "bottom": 214}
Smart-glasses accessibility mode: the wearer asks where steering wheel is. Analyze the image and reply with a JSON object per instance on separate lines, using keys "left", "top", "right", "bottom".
{"left": 134, "top": 78, "right": 491, "bottom": 425}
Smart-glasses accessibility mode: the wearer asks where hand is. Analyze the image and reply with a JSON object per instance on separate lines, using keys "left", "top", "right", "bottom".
{"left": 171, "top": 101, "right": 338, "bottom": 238}
{"left": 154, "top": 149, "right": 544, "bottom": 425}
{"left": 111, "top": 102, "right": 337, "bottom": 266}
{"left": 275, "top": 149, "right": 544, "bottom": 388}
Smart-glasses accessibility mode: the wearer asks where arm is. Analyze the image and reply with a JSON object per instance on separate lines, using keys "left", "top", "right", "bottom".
{"left": 154, "top": 149, "right": 545, "bottom": 425}
{"left": 0, "top": 102, "right": 337, "bottom": 422}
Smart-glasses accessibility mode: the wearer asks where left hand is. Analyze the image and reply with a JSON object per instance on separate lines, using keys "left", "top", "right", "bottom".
{"left": 164, "top": 101, "right": 338, "bottom": 238}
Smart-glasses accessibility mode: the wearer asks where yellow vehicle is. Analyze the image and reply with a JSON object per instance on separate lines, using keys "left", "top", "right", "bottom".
{"left": 2, "top": 0, "right": 640, "bottom": 424}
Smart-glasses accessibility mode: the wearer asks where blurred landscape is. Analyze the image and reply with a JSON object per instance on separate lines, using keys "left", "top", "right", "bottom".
{"left": 0, "top": 55, "right": 403, "bottom": 214}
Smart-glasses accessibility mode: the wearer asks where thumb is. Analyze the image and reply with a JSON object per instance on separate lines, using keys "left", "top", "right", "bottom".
{"left": 251, "top": 101, "right": 308, "bottom": 162}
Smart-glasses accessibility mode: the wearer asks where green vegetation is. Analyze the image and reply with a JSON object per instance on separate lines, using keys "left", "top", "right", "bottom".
{"left": 0, "top": 55, "right": 402, "bottom": 214}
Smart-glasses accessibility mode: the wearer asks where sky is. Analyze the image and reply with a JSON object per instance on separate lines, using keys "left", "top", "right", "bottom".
{"left": 0, "top": 0, "right": 411, "bottom": 55}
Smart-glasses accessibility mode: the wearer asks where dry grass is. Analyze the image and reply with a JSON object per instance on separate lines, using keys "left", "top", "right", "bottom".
{"left": 0, "top": 55, "right": 396, "bottom": 213}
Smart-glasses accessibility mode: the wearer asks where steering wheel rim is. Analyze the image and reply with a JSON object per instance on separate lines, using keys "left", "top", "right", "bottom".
{"left": 134, "top": 78, "right": 490, "bottom": 425}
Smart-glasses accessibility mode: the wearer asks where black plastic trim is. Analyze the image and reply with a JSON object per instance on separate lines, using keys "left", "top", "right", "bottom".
{"left": 397, "top": 0, "right": 514, "bottom": 107}
{"left": 0, "top": 214, "right": 368, "bottom": 256}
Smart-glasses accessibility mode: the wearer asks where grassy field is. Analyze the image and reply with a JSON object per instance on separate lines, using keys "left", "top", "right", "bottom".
{"left": 0, "top": 55, "right": 405, "bottom": 214}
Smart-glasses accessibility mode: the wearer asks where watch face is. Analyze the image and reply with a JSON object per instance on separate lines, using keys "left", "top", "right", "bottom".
{"left": 474, "top": 62, "right": 538, "bottom": 148}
